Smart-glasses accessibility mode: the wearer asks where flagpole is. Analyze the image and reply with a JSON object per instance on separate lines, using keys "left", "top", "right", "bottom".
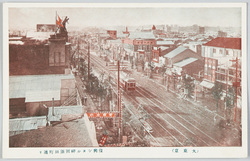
{"left": 55, "top": 11, "right": 57, "bottom": 36}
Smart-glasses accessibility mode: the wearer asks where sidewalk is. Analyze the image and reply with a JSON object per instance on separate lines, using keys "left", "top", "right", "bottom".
{"left": 75, "top": 76, "right": 98, "bottom": 113}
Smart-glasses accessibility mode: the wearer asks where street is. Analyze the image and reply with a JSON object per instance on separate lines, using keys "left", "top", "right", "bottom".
{"left": 83, "top": 51, "right": 241, "bottom": 147}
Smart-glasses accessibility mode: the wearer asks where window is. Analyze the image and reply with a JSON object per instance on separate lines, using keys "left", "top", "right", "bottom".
{"left": 229, "top": 69, "right": 234, "bottom": 75}
{"left": 207, "top": 67, "right": 212, "bottom": 75}
{"left": 205, "top": 67, "right": 208, "bottom": 74}
{"left": 220, "top": 49, "right": 223, "bottom": 54}
{"left": 226, "top": 50, "right": 229, "bottom": 55}
{"left": 54, "top": 52, "right": 60, "bottom": 64}
{"left": 213, "top": 48, "right": 216, "bottom": 53}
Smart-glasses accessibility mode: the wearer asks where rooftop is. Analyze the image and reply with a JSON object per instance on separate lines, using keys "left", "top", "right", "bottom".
{"left": 128, "top": 31, "right": 155, "bottom": 39}
{"left": 9, "top": 41, "right": 24, "bottom": 45}
{"left": 203, "top": 37, "right": 241, "bottom": 50}
{"left": 10, "top": 117, "right": 98, "bottom": 147}
{"left": 158, "top": 46, "right": 169, "bottom": 51}
{"left": 10, "top": 74, "right": 74, "bottom": 102}
{"left": 173, "top": 57, "right": 198, "bottom": 67}
{"left": 164, "top": 46, "right": 187, "bottom": 58}
{"left": 156, "top": 41, "right": 174, "bottom": 45}
{"left": 26, "top": 30, "right": 54, "bottom": 41}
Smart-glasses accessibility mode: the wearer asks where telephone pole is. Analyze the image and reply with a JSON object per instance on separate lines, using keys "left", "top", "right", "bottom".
{"left": 230, "top": 57, "right": 240, "bottom": 122}
{"left": 117, "top": 60, "right": 122, "bottom": 142}
{"left": 88, "top": 43, "right": 90, "bottom": 83}
{"left": 77, "top": 37, "right": 80, "bottom": 72}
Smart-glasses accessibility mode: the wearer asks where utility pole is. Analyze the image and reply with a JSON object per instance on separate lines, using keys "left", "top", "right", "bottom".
{"left": 225, "top": 69, "right": 228, "bottom": 112}
{"left": 52, "top": 97, "right": 55, "bottom": 116}
{"left": 194, "top": 79, "right": 197, "bottom": 102}
{"left": 173, "top": 73, "right": 176, "bottom": 90}
{"left": 88, "top": 43, "right": 90, "bottom": 83}
{"left": 230, "top": 57, "right": 240, "bottom": 122}
{"left": 77, "top": 37, "right": 80, "bottom": 72}
{"left": 117, "top": 60, "right": 122, "bottom": 143}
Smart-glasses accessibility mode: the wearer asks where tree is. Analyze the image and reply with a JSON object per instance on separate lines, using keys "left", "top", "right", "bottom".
{"left": 159, "top": 65, "right": 167, "bottom": 76}
{"left": 79, "top": 58, "right": 87, "bottom": 76}
{"left": 225, "top": 87, "right": 236, "bottom": 121}
{"left": 140, "top": 58, "right": 145, "bottom": 72}
{"left": 212, "top": 81, "right": 223, "bottom": 111}
{"left": 182, "top": 75, "right": 195, "bottom": 98}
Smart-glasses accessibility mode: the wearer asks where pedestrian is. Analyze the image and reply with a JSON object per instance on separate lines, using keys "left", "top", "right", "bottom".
{"left": 214, "top": 114, "right": 217, "bottom": 126}
{"left": 84, "top": 96, "right": 87, "bottom": 105}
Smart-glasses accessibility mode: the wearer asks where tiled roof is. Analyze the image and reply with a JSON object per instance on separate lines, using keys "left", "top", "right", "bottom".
{"left": 203, "top": 37, "right": 241, "bottom": 50}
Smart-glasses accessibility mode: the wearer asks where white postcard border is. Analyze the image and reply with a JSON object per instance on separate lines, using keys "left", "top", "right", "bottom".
{"left": 2, "top": 2, "right": 248, "bottom": 158}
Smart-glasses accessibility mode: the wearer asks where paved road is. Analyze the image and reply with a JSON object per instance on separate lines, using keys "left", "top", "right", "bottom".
{"left": 86, "top": 51, "right": 240, "bottom": 147}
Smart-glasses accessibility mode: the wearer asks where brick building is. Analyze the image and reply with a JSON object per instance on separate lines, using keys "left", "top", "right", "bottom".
{"left": 107, "top": 30, "right": 117, "bottom": 39}
{"left": 122, "top": 31, "right": 156, "bottom": 63}
{"left": 9, "top": 27, "right": 75, "bottom": 117}
{"left": 9, "top": 33, "right": 71, "bottom": 75}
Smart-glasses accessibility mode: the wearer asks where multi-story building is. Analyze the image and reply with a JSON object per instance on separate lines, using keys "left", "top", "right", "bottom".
{"left": 121, "top": 31, "right": 156, "bottom": 63}
{"left": 9, "top": 25, "right": 75, "bottom": 117}
{"left": 201, "top": 37, "right": 241, "bottom": 93}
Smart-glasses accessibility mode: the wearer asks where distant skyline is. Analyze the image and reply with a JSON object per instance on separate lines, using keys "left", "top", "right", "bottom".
{"left": 9, "top": 7, "right": 242, "bottom": 30}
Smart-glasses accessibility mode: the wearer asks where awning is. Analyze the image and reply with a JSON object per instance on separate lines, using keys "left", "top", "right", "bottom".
{"left": 200, "top": 80, "right": 214, "bottom": 89}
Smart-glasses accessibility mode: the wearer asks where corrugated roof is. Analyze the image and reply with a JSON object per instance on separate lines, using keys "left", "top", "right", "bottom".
{"left": 9, "top": 117, "right": 98, "bottom": 147}
{"left": 164, "top": 46, "right": 187, "bottom": 58}
{"left": 128, "top": 31, "right": 155, "bottom": 39}
{"left": 156, "top": 41, "right": 174, "bottom": 45}
{"left": 203, "top": 37, "right": 241, "bottom": 50}
{"left": 173, "top": 57, "right": 198, "bottom": 67}
{"left": 10, "top": 74, "right": 74, "bottom": 101}
{"left": 10, "top": 116, "right": 47, "bottom": 132}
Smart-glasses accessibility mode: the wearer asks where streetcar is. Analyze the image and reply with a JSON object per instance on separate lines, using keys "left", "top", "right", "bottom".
{"left": 115, "top": 72, "right": 136, "bottom": 93}
{"left": 121, "top": 78, "right": 136, "bottom": 92}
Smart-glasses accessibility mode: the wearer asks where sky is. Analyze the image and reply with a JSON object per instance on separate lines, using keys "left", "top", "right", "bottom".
{"left": 9, "top": 7, "right": 242, "bottom": 30}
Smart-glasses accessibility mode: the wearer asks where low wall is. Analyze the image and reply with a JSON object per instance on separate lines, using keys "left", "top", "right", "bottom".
{"left": 9, "top": 116, "right": 47, "bottom": 136}
{"left": 83, "top": 113, "right": 99, "bottom": 147}
{"left": 48, "top": 105, "right": 83, "bottom": 121}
